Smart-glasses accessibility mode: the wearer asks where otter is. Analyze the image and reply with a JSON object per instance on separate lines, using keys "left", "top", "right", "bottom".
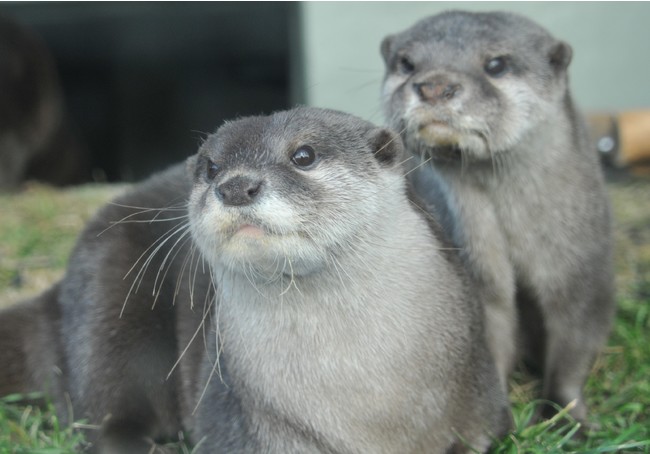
{"left": 0, "top": 14, "right": 87, "bottom": 191}
{"left": 380, "top": 10, "right": 616, "bottom": 423}
{"left": 0, "top": 107, "right": 510, "bottom": 453}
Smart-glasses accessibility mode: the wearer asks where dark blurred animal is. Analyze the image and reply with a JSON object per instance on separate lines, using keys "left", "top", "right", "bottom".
{"left": 0, "top": 14, "right": 87, "bottom": 190}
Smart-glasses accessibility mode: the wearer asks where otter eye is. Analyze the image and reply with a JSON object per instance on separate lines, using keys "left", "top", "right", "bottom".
{"left": 291, "top": 145, "right": 316, "bottom": 168}
{"left": 484, "top": 56, "right": 509, "bottom": 77}
{"left": 397, "top": 55, "right": 415, "bottom": 75}
{"left": 206, "top": 159, "right": 219, "bottom": 180}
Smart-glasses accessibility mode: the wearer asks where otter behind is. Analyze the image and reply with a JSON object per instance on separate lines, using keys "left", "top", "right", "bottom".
{"left": 380, "top": 10, "right": 616, "bottom": 423}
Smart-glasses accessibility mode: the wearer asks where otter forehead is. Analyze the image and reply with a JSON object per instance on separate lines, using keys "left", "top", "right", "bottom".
{"left": 397, "top": 10, "right": 554, "bottom": 49}
{"left": 199, "top": 108, "right": 374, "bottom": 158}
{"left": 388, "top": 10, "right": 558, "bottom": 72}
{"left": 198, "top": 107, "right": 382, "bottom": 171}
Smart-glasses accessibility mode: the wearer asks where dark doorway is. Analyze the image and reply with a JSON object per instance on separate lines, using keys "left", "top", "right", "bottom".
{"left": 2, "top": 2, "right": 301, "bottom": 182}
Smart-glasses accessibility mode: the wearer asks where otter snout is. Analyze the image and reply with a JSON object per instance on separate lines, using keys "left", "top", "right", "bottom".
{"left": 412, "top": 75, "right": 463, "bottom": 104}
{"left": 216, "top": 174, "right": 263, "bottom": 206}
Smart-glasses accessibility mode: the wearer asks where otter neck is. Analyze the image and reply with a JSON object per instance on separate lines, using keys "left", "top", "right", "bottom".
{"left": 206, "top": 200, "right": 451, "bottom": 452}
{"left": 210, "top": 195, "right": 440, "bottom": 380}
{"left": 214, "top": 193, "right": 431, "bottom": 311}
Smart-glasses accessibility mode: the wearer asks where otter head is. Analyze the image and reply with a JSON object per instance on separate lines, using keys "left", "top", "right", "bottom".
{"left": 380, "top": 10, "right": 573, "bottom": 164}
{"left": 187, "top": 107, "right": 406, "bottom": 279}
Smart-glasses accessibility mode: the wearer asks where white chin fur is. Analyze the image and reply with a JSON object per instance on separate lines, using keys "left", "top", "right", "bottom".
{"left": 410, "top": 119, "right": 491, "bottom": 160}
{"left": 417, "top": 123, "right": 462, "bottom": 147}
{"left": 223, "top": 232, "right": 328, "bottom": 277}
{"left": 188, "top": 189, "right": 329, "bottom": 278}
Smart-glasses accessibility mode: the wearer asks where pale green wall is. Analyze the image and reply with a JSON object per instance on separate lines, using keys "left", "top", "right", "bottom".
{"left": 300, "top": 2, "right": 650, "bottom": 123}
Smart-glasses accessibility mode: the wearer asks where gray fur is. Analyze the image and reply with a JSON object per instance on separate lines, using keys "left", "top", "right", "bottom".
{"left": 0, "top": 107, "right": 510, "bottom": 452}
{"left": 380, "top": 10, "right": 616, "bottom": 422}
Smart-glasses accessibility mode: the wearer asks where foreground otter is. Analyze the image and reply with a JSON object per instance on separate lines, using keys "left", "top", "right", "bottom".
{"left": 380, "top": 10, "right": 616, "bottom": 422}
{"left": 0, "top": 107, "right": 510, "bottom": 452}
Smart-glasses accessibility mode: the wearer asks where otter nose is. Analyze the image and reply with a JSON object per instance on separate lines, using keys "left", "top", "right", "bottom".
{"left": 216, "top": 175, "right": 263, "bottom": 206}
{"left": 413, "top": 81, "right": 462, "bottom": 103}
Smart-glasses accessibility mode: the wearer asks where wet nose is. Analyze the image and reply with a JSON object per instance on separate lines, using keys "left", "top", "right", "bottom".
{"left": 413, "top": 81, "right": 462, "bottom": 103}
{"left": 216, "top": 175, "right": 263, "bottom": 206}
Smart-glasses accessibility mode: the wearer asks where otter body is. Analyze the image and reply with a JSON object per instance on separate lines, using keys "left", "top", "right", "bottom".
{"left": 0, "top": 107, "right": 509, "bottom": 452}
{"left": 381, "top": 10, "right": 615, "bottom": 421}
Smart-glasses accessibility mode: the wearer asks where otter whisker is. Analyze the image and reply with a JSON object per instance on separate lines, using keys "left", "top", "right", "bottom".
{"left": 344, "top": 76, "right": 383, "bottom": 95}
{"left": 279, "top": 256, "right": 301, "bottom": 296}
{"left": 193, "top": 282, "right": 226, "bottom": 414}
{"left": 192, "top": 334, "right": 220, "bottom": 415}
{"left": 115, "top": 214, "right": 190, "bottom": 225}
{"left": 328, "top": 253, "right": 353, "bottom": 298}
{"left": 374, "top": 125, "right": 408, "bottom": 158}
{"left": 167, "top": 291, "right": 214, "bottom": 381}
{"left": 107, "top": 201, "right": 188, "bottom": 211}
{"left": 269, "top": 250, "right": 285, "bottom": 286}
{"left": 123, "top": 221, "right": 188, "bottom": 281}
{"left": 203, "top": 267, "right": 223, "bottom": 358}
{"left": 174, "top": 240, "right": 201, "bottom": 308}
{"left": 121, "top": 221, "right": 191, "bottom": 318}
{"left": 98, "top": 203, "right": 188, "bottom": 236}
{"left": 402, "top": 154, "right": 433, "bottom": 179}
{"left": 213, "top": 296, "right": 226, "bottom": 385}
{"left": 189, "top": 244, "right": 205, "bottom": 309}
{"left": 153, "top": 230, "right": 193, "bottom": 309}
{"left": 238, "top": 260, "right": 267, "bottom": 299}
{"left": 397, "top": 154, "right": 417, "bottom": 169}
{"left": 152, "top": 223, "right": 191, "bottom": 291}
{"left": 132, "top": 224, "right": 189, "bottom": 296}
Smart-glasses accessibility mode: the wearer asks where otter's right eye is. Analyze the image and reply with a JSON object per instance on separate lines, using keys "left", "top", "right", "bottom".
{"left": 291, "top": 145, "right": 316, "bottom": 168}
{"left": 206, "top": 159, "right": 219, "bottom": 180}
{"left": 397, "top": 56, "right": 415, "bottom": 75}
{"left": 484, "top": 56, "right": 509, "bottom": 78}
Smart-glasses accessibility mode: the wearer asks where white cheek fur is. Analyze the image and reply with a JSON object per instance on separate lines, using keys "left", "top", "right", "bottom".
{"left": 187, "top": 162, "right": 397, "bottom": 279}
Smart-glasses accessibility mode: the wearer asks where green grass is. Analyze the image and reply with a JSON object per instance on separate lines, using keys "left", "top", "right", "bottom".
{"left": 0, "top": 182, "right": 125, "bottom": 307}
{"left": 0, "top": 179, "right": 649, "bottom": 452}
{"left": 0, "top": 394, "right": 85, "bottom": 453}
{"left": 495, "top": 291, "right": 650, "bottom": 453}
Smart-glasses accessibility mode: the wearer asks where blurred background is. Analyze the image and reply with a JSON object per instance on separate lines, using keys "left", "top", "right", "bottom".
{"left": 1, "top": 1, "right": 650, "bottom": 185}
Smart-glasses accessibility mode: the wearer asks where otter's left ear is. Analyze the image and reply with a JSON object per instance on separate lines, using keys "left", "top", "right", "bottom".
{"left": 548, "top": 41, "right": 573, "bottom": 72}
{"left": 380, "top": 35, "right": 394, "bottom": 64}
{"left": 367, "top": 128, "right": 404, "bottom": 168}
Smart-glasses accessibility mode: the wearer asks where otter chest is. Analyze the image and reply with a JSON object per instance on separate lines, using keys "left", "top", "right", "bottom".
{"left": 447, "top": 171, "right": 562, "bottom": 287}
{"left": 490, "top": 177, "right": 571, "bottom": 288}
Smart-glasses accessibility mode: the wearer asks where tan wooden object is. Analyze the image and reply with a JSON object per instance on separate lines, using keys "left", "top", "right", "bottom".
{"left": 587, "top": 111, "right": 650, "bottom": 175}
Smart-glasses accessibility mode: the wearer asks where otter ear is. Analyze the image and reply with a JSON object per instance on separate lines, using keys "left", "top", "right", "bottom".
{"left": 380, "top": 35, "right": 394, "bottom": 64}
{"left": 367, "top": 127, "right": 404, "bottom": 168}
{"left": 548, "top": 41, "right": 572, "bottom": 72}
